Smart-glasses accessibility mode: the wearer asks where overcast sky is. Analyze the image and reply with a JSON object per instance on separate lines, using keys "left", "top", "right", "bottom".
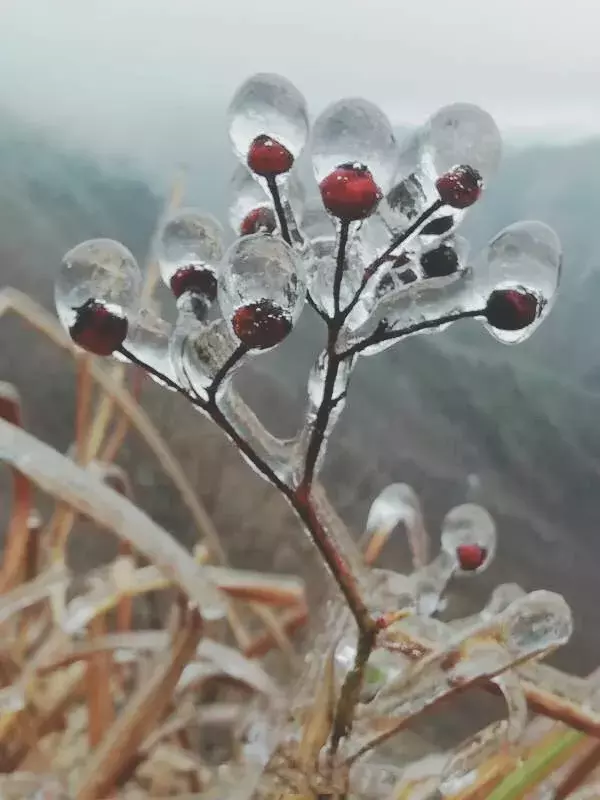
{"left": 1, "top": 0, "right": 598, "bottom": 169}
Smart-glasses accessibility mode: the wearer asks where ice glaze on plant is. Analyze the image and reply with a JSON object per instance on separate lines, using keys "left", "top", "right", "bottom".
{"left": 456, "top": 543, "right": 488, "bottom": 571}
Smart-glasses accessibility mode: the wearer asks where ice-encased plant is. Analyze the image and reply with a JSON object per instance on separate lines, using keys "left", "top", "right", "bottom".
{"left": 54, "top": 74, "right": 579, "bottom": 798}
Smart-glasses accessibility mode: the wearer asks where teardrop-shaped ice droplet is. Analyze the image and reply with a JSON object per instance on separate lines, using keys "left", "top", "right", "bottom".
{"left": 156, "top": 208, "right": 224, "bottom": 303}
{"left": 423, "top": 103, "right": 502, "bottom": 187}
{"left": 55, "top": 239, "right": 141, "bottom": 356}
{"left": 228, "top": 73, "right": 309, "bottom": 169}
{"left": 219, "top": 234, "right": 306, "bottom": 351}
{"left": 364, "top": 483, "right": 429, "bottom": 568}
{"left": 478, "top": 220, "right": 562, "bottom": 343}
{"left": 382, "top": 104, "right": 500, "bottom": 233}
{"left": 441, "top": 503, "right": 496, "bottom": 575}
{"left": 311, "top": 98, "right": 397, "bottom": 193}
{"left": 500, "top": 590, "right": 573, "bottom": 660}
{"left": 125, "top": 307, "right": 177, "bottom": 388}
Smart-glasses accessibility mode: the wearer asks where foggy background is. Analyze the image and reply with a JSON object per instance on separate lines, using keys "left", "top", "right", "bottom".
{"left": 1, "top": 0, "right": 600, "bottom": 682}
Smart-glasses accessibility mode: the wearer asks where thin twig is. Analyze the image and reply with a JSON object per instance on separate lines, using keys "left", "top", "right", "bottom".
{"left": 267, "top": 177, "right": 291, "bottom": 245}
{"left": 341, "top": 308, "right": 485, "bottom": 360}
{"left": 207, "top": 344, "right": 248, "bottom": 401}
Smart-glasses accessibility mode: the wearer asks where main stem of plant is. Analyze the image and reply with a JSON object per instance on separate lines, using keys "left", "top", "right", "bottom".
{"left": 122, "top": 195, "right": 456, "bottom": 757}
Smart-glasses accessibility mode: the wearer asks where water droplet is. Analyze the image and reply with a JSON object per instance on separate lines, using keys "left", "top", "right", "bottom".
{"left": 441, "top": 503, "right": 496, "bottom": 575}
{"left": 311, "top": 98, "right": 397, "bottom": 204}
{"left": 55, "top": 239, "right": 141, "bottom": 353}
{"left": 156, "top": 208, "right": 224, "bottom": 303}
{"left": 228, "top": 73, "right": 309, "bottom": 167}
{"left": 219, "top": 234, "right": 305, "bottom": 350}
{"left": 478, "top": 220, "right": 562, "bottom": 343}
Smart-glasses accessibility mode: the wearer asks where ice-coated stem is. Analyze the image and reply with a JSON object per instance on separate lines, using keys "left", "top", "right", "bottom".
{"left": 119, "top": 348, "right": 373, "bottom": 638}
{"left": 266, "top": 176, "right": 291, "bottom": 245}
{"left": 333, "top": 221, "right": 350, "bottom": 317}
{"left": 207, "top": 343, "right": 248, "bottom": 401}
{"left": 340, "top": 307, "right": 486, "bottom": 360}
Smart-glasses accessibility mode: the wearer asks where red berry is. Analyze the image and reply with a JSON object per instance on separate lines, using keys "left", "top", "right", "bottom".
{"left": 420, "top": 244, "right": 459, "bottom": 278}
{"left": 240, "top": 206, "right": 277, "bottom": 236}
{"left": 319, "top": 162, "right": 382, "bottom": 221}
{"left": 232, "top": 300, "right": 292, "bottom": 349}
{"left": 485, "top": 289, "right": 538, "bottom": 331}
{"left": 436, "top": 165, "right": 482, "bottom": 209}
{"left": 69, "top": 299, "right": 128, "bottom": 356}
{"left": 247, "top": 134, "right": 294, "bottom": 177}
{"left": 456, "top": 544, "right": 487, "bottom": 571}
{"left": 169, "top": 265, "right": 217, "bottom": 301}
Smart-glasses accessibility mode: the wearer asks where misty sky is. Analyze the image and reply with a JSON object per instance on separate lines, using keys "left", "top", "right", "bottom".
{"left": 1, "top": 0, "right": 598, "bottom": 171}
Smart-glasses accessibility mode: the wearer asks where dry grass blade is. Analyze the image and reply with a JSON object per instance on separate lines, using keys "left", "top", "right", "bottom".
{"left": 0, "top": 562, "right": 69, "bottom": 624}
{"left": 0, "top": 418, "right": 225, "bottom": 619}
{"left": 0, "top": 382, "right": 33, "bottom": 592}
{"left": 297, "top": 649, "right": 337, "bottom": 769}
{"left": 75, "top": 608, "right": 203, "bottom": 799}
